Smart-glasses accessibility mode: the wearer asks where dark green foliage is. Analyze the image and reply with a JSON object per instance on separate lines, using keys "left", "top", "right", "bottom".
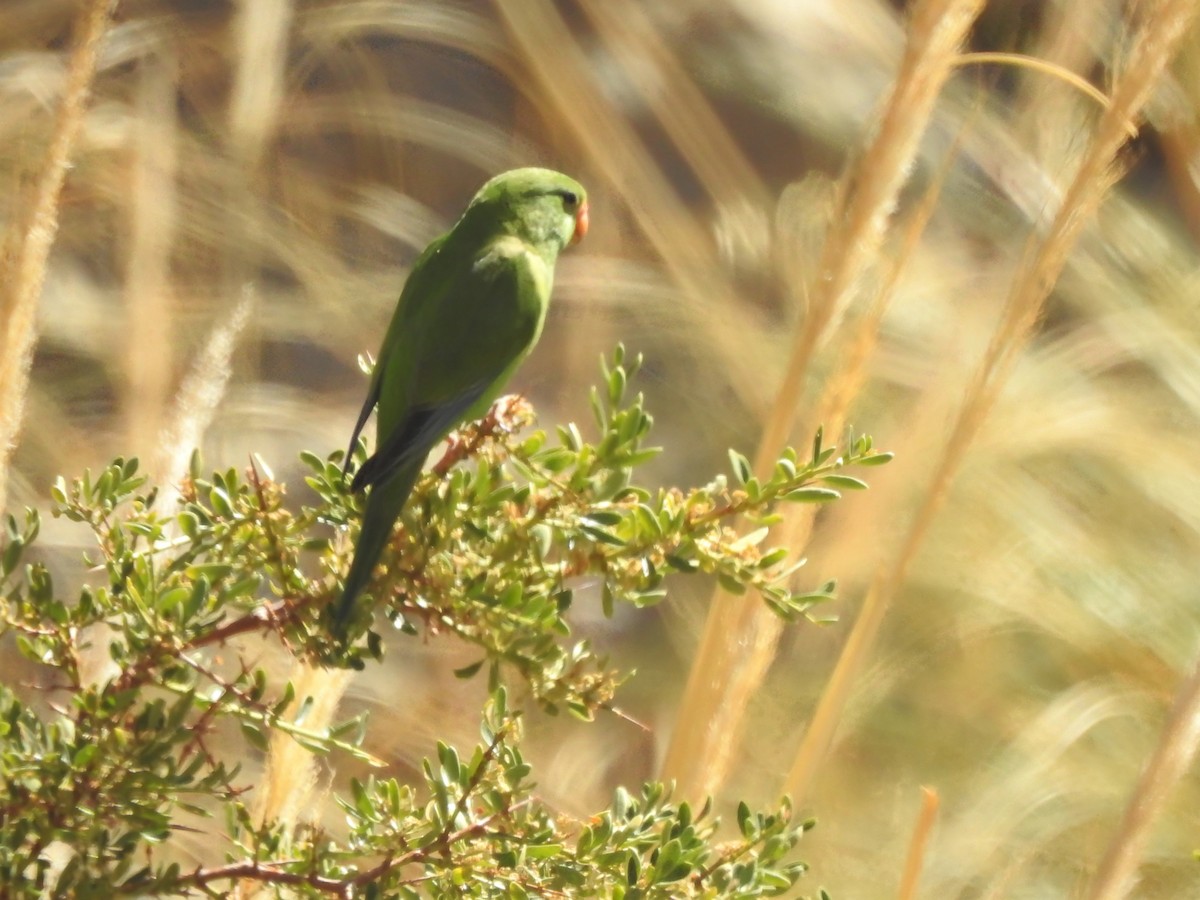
{"left": 0, "top": 348, "right": 888, "bottom": 896}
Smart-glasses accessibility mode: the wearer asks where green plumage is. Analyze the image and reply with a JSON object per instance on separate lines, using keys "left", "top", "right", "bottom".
{"left": 334, "top": 168, "right": 588, "bottom": 634}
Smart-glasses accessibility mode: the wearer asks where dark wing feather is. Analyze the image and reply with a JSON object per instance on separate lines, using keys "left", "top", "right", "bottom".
{"left": 342, "top": 377, "right": 381, "bottom": 480}
{"left": 348, "top": 380, "right": 489, "bottom": 493}
{"left": 342, "top": 233, "right": 451, "bottom": 481}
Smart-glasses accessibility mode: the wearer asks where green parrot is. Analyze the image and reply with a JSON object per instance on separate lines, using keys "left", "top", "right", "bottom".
{"left": 333, "top": 167, "right": 589, "bottom": 633}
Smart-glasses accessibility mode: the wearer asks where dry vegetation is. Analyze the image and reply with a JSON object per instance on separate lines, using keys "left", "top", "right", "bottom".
{"left": 3, "top": 0, "right": 1200, "bottom": 896}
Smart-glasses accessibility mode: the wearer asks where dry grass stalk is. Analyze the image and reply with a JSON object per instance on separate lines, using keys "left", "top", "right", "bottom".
{"left": 492, "top": 0, "right": 772, "bottom": 420}
{"left": 222, "top": 0, "right": 356, "bottom": 858}
{"left": 299, "top": 4, "right": 511, "bottom": 76}
{"left": 751, "top": 0, "right": 986, "bottom": 475}
{"left": 124, "top": 48, "right": 179, "bottom": 464}
{"left": 957, "top": 52, "right": 1136, "bottom": 135}
{"left": 814, "top": 129, "right": 959, "bottom": 435}
{"left": 660, "top": 0, "right": 985, "bottom": 800}
{"left": 898, "top": 786, "right": 941, "bottom": 900}
{"left": 155, "top": 287, "right": 255, "bottom": 501}
{"left": 769, "top": 126, "right": 960, "bottom": 578}
{"left": 565, "top": 0, "right": 772, "bottom": 397}
{"left": 664, "top": 149, "right": 956, "bottom": 802}
{"left": 153, "top": 0, "right": 289, "bottom": 487}
{"left": 239, "top": 663, "right": 354, "bottom": 899}
{"left": 229, "top": 0, "right": 294, "bottom": 169}
{"left": 1012, "top": 3, "right": 1118, "bottom": 172}
{"left": 1085, "top": 649, "right": 1200, "bottom": 899}
{"left": 0, "top": 0, "right": 116, "bottom": 509}
{"left": 576, "top": 0, "right": 772, "bottom": 211}
{"left": 785, "top": 0, "right": 1200, "bottom": 804}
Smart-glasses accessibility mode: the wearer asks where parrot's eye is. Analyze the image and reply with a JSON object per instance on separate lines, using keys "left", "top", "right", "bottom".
{"left": 557, "top": 190, "right": 579, "bottom": 209}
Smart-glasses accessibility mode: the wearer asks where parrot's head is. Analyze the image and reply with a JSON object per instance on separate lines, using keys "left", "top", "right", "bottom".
{"left": 467, "top": 167, "right": 588, "bottom": 259}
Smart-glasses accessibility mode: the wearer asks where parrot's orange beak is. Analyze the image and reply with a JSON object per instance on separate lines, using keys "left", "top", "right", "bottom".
{"left": 571, "top": 200, "right": 589, "bottom": 245}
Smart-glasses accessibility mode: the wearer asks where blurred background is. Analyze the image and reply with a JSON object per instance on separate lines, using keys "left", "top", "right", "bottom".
{"left": 4, "top": 0, "right": 1200, "bottom": 896}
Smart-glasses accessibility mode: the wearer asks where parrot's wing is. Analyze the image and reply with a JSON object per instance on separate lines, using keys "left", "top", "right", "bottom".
{"left": 348, "top": 380, "right": 488, "bottom": 493}
{"left": 350, "top": 239, "right": 546, "bottom": 495}
{"left": 341, "top": 234, "right": 452, "bottom": 481}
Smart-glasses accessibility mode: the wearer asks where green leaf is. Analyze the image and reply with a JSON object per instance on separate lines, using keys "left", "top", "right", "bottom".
{"left": 813, "top": 447, "right": 838, "bottom": 465}
{"left": 581, "top": 521, "right": 626, "bottom": 547}
{"left": 240, "top": 722, "right": 269, "bottom": 752}
{"left": 438, "top": 742, "right": 461, "bottom": 783}
{"left": 857, "top": 451, "right": 895, "bottom": 466}
{"left": 538, "top": 448, "right": 576, "bottom": 473}
{"left": 209, "top": 486, "right": 236, "bottom": 518}
{"left": 590, "top": 385, "right": 607, "bottom": 431}
{"left": 757, "top": 547, "right": 789, "bottom": 569}
{"left": 584, "top": 509, "right": 624, "bottom": 526}
{"left": 183, "top": 577, "right": 209, "bottom": 620}
{"left": 717, "top": 571, "right": 747, "bottom": 595}
{"left": 662, "top": 553, "right": 697, "bottom": 573}
{"left": 558, "top": 422, "right": 584, "bottom": 451}
{"left": 737, "top": 800, "right": 754, "bottom": 838}
{"left": 520, "top": 431, "right": 546, "bottom": 456}
{"left": 2, "top": 534, "right": 23, "bottom": 576}
{"left": 602, "top": 581, "right": 615, "bottom": 618}
{"left": 157, "top": 586, "right": 190, "bottom": 613}
{"left": 525, "top": 843, "right": 563, "bottom": 859}
{"left": 454, "top": 660, "right": 485, "bottom": 679}
{"left": 611, "top": 447, "right": 662, "bottom": 467}
{"left": 792, "top": 584, "right": 836, "bottom": 604}
{"left": 822, "top": 474, "right": 868, "bottom": 490}
{"left": 72, "top": 743, "right": 99, "bottom": 767}
{"left": 783, "top": 487, "right": 841, "bottom": 503}
{"left": 728, "top": 449, "right": 752, "bottom": 485}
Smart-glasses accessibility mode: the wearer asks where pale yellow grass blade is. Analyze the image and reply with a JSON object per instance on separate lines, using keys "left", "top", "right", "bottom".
{"left": 0, "top": 0, "right": 115, "bottom": 509}
{"left": 662, "top": 0, "right": 986, "bottom": 800}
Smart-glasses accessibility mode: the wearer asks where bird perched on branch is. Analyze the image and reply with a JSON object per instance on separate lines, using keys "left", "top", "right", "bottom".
{"left": 333, "top": 167, "right": 589, "bottom": 634}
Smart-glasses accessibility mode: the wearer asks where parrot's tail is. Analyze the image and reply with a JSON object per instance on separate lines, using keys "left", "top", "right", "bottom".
{"left": 332, "top": 466, "right": 420, "bottom": 636}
